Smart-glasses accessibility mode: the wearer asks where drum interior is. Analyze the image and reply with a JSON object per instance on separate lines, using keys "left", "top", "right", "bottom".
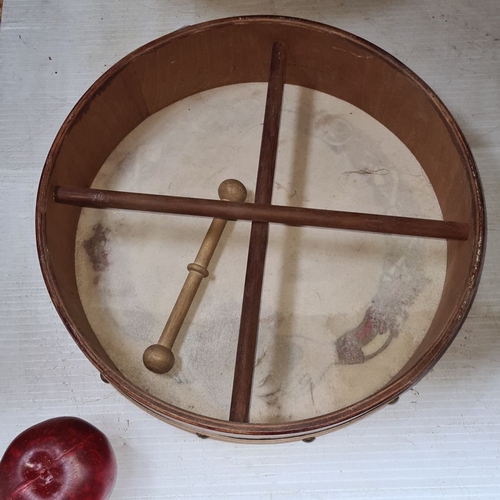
{"left": 74, "top": 83, "right": 447, "bottom": 423}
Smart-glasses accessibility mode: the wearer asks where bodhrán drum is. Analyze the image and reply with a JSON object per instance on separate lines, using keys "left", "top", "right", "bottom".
{"left": 36, "top": 17, "right": 484, "bottom": 442}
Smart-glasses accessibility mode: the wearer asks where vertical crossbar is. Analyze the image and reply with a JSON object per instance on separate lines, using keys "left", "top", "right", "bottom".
{"left": 229, "top": 42, "right": 288, "bottom": 422}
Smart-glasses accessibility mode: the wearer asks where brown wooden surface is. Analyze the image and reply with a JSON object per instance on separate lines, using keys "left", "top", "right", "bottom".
{"left": 35, "top": 17, "right": 485, "bottom": 442}
{"left": 229, "top": 41, "right": 288, "bottom": 423}
{"left": 54, "top": 186, "right": 470, "bottom": 240}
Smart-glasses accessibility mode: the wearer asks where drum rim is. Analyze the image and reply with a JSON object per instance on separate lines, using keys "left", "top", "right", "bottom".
{"left": 36, "top": 15, "right": 486, "bottom": 441}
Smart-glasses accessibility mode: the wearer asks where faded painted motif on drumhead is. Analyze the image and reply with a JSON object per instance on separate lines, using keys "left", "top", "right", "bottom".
{"left": 75, "top": 83, "right": 446, "bottom": 422}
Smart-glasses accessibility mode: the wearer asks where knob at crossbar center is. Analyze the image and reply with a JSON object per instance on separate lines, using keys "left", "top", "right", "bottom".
{"left": 143, "top": 179, "right": 247, "bottom": 374}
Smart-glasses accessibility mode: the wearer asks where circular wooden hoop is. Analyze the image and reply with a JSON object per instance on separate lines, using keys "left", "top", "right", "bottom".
{"left": 36, "top": 16, "right": 485, "bottom": 442}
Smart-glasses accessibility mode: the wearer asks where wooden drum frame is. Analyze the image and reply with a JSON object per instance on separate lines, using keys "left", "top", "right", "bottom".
{"left": 36, "top": 16, "right": 485, "bottom": 442}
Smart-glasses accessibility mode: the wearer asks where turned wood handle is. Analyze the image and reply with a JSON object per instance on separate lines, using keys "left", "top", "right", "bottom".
{"left": 143, "top": 179, "right": 247, "bottom": 374}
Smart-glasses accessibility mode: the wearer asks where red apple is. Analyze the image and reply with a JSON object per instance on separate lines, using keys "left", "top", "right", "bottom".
{"left": 0, "top": 417, "right": 117, "bottom": 500}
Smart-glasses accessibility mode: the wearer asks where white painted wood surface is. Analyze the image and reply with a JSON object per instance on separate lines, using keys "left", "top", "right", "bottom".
{"left": 1, "top": 1, "right": 499, "bottom": 498}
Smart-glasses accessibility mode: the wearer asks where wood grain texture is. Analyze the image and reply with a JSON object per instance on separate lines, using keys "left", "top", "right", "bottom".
{"left": 54, "top": 186, "right": 470, "bottom": 240}
{"left": 230, "top": 41, "right": 288, "bottom": 423}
